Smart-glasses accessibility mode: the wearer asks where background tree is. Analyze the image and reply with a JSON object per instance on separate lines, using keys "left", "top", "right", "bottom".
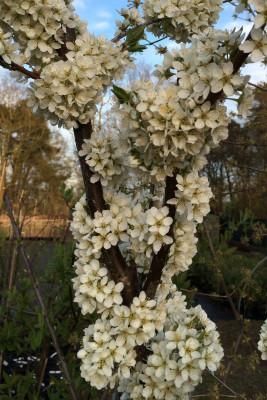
{"left": 0, "top": 77, "right": 72, "bottom": 215}
{"left": 206, "top": 84, "right": 267, "bottom": 218}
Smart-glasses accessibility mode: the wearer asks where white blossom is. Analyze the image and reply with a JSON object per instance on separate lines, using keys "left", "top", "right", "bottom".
{"left": 239, "top": 28, "right": 267, "bottom": 62}
{"left": 258, "top": 319, "right": 267, "bottom": 360}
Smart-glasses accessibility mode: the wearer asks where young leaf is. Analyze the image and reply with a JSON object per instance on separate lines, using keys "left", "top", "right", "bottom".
{"left": 112, "top": 85, "right": 131, "bottom": 104}
{"left": 126, "top": 26, "right": 145, "bottom": 46}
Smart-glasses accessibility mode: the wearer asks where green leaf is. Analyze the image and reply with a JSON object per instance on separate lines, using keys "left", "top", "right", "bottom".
{"left": 38, "top": 311, "right": 45, "bottom": 330}
{"left": 198, "top": 330, "right": 205, "bottom": 342}
{"left": 127, "top": 45, "right": 147, "bottom": 53}
{"left": 112, "top": 85, "right": 131, "bottom": 104}
{"left": 32, "top": 330, "right": 43, "bottom": 350}
{"left": 126, "top": 26, "right": 145, "bottom": 45}
{"left": 223, "top": 246, "right": 237, "bottom": 256}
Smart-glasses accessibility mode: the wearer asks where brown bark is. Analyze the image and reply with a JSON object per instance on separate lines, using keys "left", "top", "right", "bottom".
{"left": 73, "top": 122, "right": 139, "bottom": 306}
{"left": 143, "top": 173, "right": 178, "bottom": 298}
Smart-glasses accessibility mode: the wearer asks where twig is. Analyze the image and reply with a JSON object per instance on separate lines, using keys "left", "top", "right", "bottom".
{"left": 35, "top": 337, "right": 51, "bottom": 397}
{"left": 226, "top": 162, "right": 266, "bottom": 173}
{"left": 222, "top": 141, "right": 267, "bottom": 147}
{"left": 203, "top": 219, "right": 262, "bottom": 387}
{"left": 5, "top": 196, "right": 79, "bottom": 400}
{"left": 206, "top": 370, "right": 247, "bottom": 400}
{"left": 181, "top": 288, "right": 230, "bottom": 298}
{"left": 218, "top": 183, "right": 267, "bottom": 198}
{"left": 100, "top": 389, "right": 110, "bottom": 400}
{"left": 222, "top": 328, "right": 244, "bottom": 384}
{"left": 237, "top": 256, "right": 267, "bottom": 312}
{"left": 0, "top": 56, "right": 40, "bottom": 79}
{"left": 191, "top": 395, "right": 237, "bottom": 398}
{"left": 8, "top": 306, "right": 38, "bottom": 316}
{"left": 203, "top": 220, "right": 240, "bottom": 321}
{"left": 248, "top": 82, "right": 267, "bottom": 92}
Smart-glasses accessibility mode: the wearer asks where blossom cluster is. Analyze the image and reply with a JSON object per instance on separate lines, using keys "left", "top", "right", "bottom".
{"left": 28, "top": 33, "right": 133, "bottom": 128}
{"left": 154, "top": 29, "right": 248, "bottom": 103}
{"left": 114, "top": 80, "right": 230, "bottom": 182}
{"left": 119, "top": 291, "right": 223, "bottom": 400}
{"left": 0, "top": 25, "right": 19, "bottom": 64}
{"left": 115, "top": 6, "right": 145, "bottom": 37}
{"left": 163, "top": 218, "right": 198, "bottom": 286}
{"left": 0, "top": 0, "right": 134, "bottom": 128}
{"left": 142, "top": 0, "right": 222, "bottom": 41}
{"left": 77, "top": 291, "right": 166, "bottom": 389}
{"left": 78, "top": 131, "right": 130, "bottom": 187}
{"left": 71, "top": 186, "right": 223, "bottom": 395}
{"left": 168, "top": 172, "right": 213, "bottom": 223}
{"left": 0, "top": 0, "right": 83, "bottom": 68}
{"left": 258, "top": 319, "right": 267, "bottom": 360}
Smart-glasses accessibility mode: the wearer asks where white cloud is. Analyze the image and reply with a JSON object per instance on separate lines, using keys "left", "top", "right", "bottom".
{"left": 97, "top": 10, "right": 112, "bottom": 19}
{"left": 167, "top": 42, "right": 179, "bottom": 51}
{"left": 90, "top": 21, "right": 110, "bottom": 30}
{"left": 222, "top": 20, "right": 253, "bottom": 36}
{"left": 73, "top": 0, "right": 86, "bottom": 10}
{"left": 241, "top": 62, "right": 267, "bottom": 84}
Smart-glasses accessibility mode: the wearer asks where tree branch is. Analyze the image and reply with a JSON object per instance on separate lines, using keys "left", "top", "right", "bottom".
{"left": 143, "top": 172, "right": 178, "bottom": 298}
{"left": 206, "top": 370, "right": 247, "bottom": 400}
{"left": 59, "top": 26, "right": 140, "bottom": 306}
{"left": 5, "top": 196, "right": 79, "bottom": 400}
{"left": 0, "top": 56, "right": 40, "bottom": 80}
{"left": 218, "top": 183, "right": 267, "bottom": 198}
{"left": 73, "top": 123, "right": 139, "bottom": 306}
{"left": 248, "top": 82, "right": 267, "bottom": 92}
{"left": 222, "top": 140, "right": 267, "bottom": 147}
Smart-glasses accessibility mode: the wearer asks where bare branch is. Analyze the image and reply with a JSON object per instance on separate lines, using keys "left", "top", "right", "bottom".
{"left": 180, "top": 288, "right": 232, "bottom": 298}
{"left": 206, "top": 370, "right": 247, "bottom": 400}
{"left": 203, "top": 220, "right": 241, "bottom": 321}
{"left": 58, "top": 26, "right": 140, "bottom": 306}
{"left": 191, "top": 395, "right": 237, "bottom": 398}
{"left": 237, "top": 256, "right": 267, "bottom": 312}
{"left": 5, "top": 196, "right": 79, "bottom": 400}
{"left": 0, "top": 56, "right": 40, "bottom": 80}
{"left": 248, "top": 82, "right": 267, "bottom": 92}
{"left": 143, "top": 172, "right": 178, "bottom": 298}
{"left": 225, "top": 160, "right": 267, "bottom": 173}
{"left": 222, "top": 141, "right": 267, "bottom": 147}
{"left": 218, "top": 183, "right": 267, "bottom": 198}
{"left": 73, "top": 121, "right": 139, "bottom": 305}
